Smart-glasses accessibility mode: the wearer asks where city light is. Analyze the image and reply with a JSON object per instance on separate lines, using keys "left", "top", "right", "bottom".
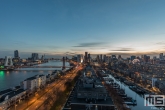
{"left": 0, "top": 71, "right": 4, "bottom": 76}
{"left": 0, "top": 1, "right": 165, "bottom": 109}
{"left": 0, "top": 66, "right": 4, "bottom": 69}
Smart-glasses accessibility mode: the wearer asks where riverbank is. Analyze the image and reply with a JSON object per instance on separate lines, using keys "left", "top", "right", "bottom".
{"left": 0, "top": 61, "right": 69, "bottom": 91}
{"left": 106, "top": 70, "right": 162, "bottom": 110}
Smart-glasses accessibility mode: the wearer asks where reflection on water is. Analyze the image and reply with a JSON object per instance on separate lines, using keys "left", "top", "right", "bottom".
{"left": 109, "top": 75, "right": 158, "bottom": 110}
{"left": 0, "top": 61, "right": 69, "bottom": 91}
{"left": 0, "top": 71, "right": 4, "bottom": 77}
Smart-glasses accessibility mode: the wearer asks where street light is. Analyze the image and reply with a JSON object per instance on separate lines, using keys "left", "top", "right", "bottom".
{"left": 15, "top": 104, "right": 17, "bottom": 110}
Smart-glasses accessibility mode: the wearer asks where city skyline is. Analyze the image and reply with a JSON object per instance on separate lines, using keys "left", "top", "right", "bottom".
{"left": 1, "top": 0, "right": 165, "bottom": 58}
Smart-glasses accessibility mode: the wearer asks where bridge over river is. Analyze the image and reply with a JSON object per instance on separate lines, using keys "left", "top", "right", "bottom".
{"left": 20, "top": 66, "right": 73, "bottom": 68}
{"left": 0, "top": 61, "right": 71, "bottom": 91}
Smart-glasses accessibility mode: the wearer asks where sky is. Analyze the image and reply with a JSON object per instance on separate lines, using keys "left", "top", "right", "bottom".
{"left": 0, "top": 0, "right": 165, "bottom": 58}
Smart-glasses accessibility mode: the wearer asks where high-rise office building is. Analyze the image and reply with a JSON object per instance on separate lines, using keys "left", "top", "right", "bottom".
{"left": 62, "top": 57, "right": 65, "bottom": 70}
{"left": 85, "top": 52, "right": 88, "bottom": 63}
{"left": 103, "top": 55, "right": 106, "bottom": 62}
{"left": 97, "top": 55, "right": 100, "bottom": 62}
{"left": 14, "top": 50, "right": 19, "bottom": 58}
{"left": 130, "top": 56, "right": 136, "bottom": 61}
{"left": 159, "top": 53, "right": 163, "bottom": 60}
{"left": 100, "top": 54, "right": 102, "bottom": 62}
{"left": 88, "top": 53, "right": 90, "bottom": 62}
{"left": 41, "top": 55, "right": 46, "bottom": 61}
{"left": 77, "top": 54, "right": 83, "bottom": 63}
{"left": 32, "top": 53, "right": 39, "bottom": 61}
{"left": 153, "top": 56, "right": 157, "bottom": 60}
{"left": 142, "top": 55, "right": 150, "bottom": 63}
{"left": 144, "top": 55, "right": 147, "bottom": 62}
{"left": 118, "top": 55, "right": 121, "bottom": 59}
{"left": 112, "top": 55, "right": 116, "bottom": 59}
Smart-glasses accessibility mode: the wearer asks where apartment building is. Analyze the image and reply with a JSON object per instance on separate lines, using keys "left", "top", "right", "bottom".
{"left": 21, "top": 74, "right": 46, "bottom": 91}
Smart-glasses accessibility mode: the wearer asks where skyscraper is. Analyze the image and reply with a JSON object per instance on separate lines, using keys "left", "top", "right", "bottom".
{"left": 159, "top": 53, "right": 163, "bottom": 60}
{"left": 14, "top": 50, "right": 19, "bottom": 58}
{"left": 141, "top": 55, "right": 144, "bottom": 59}
{"left": 62, "top": 57, "right": 65, "bottom": 70}
{"left": 108, "top": 56, "right": 111, "bottom": 63}
{"left": 85, "top": 52, "right": 88, "bottom": 63}
{"left": 103, "top": 55, "right": 106, "bottom": 62}
{"left": 144, "top": 55, "right": 150, "bottom": 63}
{"left": 112, "top": 55, "right": 116, "bottom": 59}
{"left": 31, "top": 53, "right": 39, "bottom": 61}
{"left": 100, "top": 54, "right": 102, "bottom": 62}
{"left": 88, "top": 53, "right": 90, "bottom": 62}
{"left": 118, "top": 55, "right": 121, "bottom": 59}
{"left": 130, "top": 56, "right": 136, "bottom": 61}
{"left": 97, "top": 55, "right": 100, "bottom": 62}
{"left": 77, "top": 54, "right": 83, "bottom": 63}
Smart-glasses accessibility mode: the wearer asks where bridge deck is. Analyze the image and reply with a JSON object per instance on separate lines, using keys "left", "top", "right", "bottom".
{"left": 21, "top": 66, "right": 72, "bottom": 68}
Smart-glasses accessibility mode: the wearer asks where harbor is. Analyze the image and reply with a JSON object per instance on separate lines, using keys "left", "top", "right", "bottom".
{"left": 107, "top": 72, "right": 161, "bottom": 110}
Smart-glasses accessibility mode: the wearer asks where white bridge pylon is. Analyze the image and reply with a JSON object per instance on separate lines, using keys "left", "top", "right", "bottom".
{"left": 4, "top": 56, "right": 13, "bottom": 66}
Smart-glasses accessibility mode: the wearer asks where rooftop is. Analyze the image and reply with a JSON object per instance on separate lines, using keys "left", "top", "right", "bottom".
{"left": 63, "top": 64, "right": 114, "bottom": 110}
{"left": 0, "top": 89, "right": 25, "bottom": 103}
{"left": 24, "top": 76, "right": 36, "bottom": 81}
{"left": 0, "top": 89, "right": 12, "bottom": 96}
{"left": 24, "top": 74, "right": 45, "bottom": 81}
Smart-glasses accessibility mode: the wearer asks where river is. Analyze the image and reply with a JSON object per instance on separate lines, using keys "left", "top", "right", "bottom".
{"left": 0, "top": 61, "right": 69, "bottom": 91}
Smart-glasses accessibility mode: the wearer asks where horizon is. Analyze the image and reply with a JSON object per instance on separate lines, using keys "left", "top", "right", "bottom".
{"left": 0, "top": 51, "right": 164, "bottom": 59}
{"left": 1, "top": 0, "right": 165, "bottom": 58}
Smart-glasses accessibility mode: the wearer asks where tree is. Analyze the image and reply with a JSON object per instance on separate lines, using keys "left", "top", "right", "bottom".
{"left": 43, "top": 98, "right": 51, "bottom": 110}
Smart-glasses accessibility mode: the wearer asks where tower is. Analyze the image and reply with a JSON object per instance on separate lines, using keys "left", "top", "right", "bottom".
{"left": 118, "top": 55, "right": 121, "bottom": 59}
{"left": 159, "top": 53, "right": 163, "bottom": 60}
{"left": 85, "top": 52, "right": 88, "bottom": 63}
{"left": 100, "top": 54, "right": 102, "bottom": 62}
{"left": 62, "top": 57, "right": 65, "bottom": 70}
{"left": 103, "top": 55, "right": 106, "bottom": 62}
{"left": 97, "top": 55, "right": 100, "bottom": 62}
{"left": 88, "top": 53, "right": 90, "bottom": 62}
{"left": 14, "top": 50, "right": 19, "bottom": 58}
{"left": 32, "top": 53, "right": 39, "bottom": 61}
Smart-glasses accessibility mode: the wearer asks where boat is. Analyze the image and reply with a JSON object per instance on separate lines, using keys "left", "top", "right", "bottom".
{"left": 123, "top": 99, "right": 137, "bottom": 105}
{"left": 117, "top": 88, "right": 126, "bottom": 95}
{"left": 114, "top": 76, "right": 120, "bottom": 79}
{"left": 123, "top": 81, "right": 134, "bottom": 86}
{"left": 122, "top": 96, "right": 132, "bottom": 100}
{"left": 110, "top": 83, "right": 120, "bottom": 89}
{"left": 123, "top": 104, "right": 131, "bottom": 110}
{"left": 129, "top": 86, "right": 145, "bottom": 94}
{"left": 119, "top": 77, "right": 125, "bottom": 82}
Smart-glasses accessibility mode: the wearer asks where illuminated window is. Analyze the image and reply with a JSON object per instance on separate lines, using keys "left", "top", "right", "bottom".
{"left": 0, "top": 66, "right": 4, "bottom": 69}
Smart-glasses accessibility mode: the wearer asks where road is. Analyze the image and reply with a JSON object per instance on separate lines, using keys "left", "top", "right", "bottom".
{"left": 10, "top": 65, "right": 82, "bottom": 110}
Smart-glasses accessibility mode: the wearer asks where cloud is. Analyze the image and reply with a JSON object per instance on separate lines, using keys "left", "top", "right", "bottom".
{"left": 46, "top": 46, "right": 60, "bottom": 49}
{"left": 70, "top": 49, "right": 84, "bottom": 51}
{"left": 155, "top": 41, "right": 165, "bottom": 45}
{"left": 73, "top": 42, "right": 105, "bottom": 47}
{"left": 106, "top": 51, "right": 165, "bottom": 57}
{"left": 64, "top": 52, "right": 77, "bottom": 55}
{"left": 110, "top": 48, "right": 134, "bottom": 51}
{"left": 89, "top": 47, "right": 107, "bottom": 50}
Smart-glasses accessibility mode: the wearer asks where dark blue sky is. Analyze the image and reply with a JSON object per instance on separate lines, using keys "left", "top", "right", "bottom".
{"left": 0, "top": 0, "right": 165, "bottom": 58}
